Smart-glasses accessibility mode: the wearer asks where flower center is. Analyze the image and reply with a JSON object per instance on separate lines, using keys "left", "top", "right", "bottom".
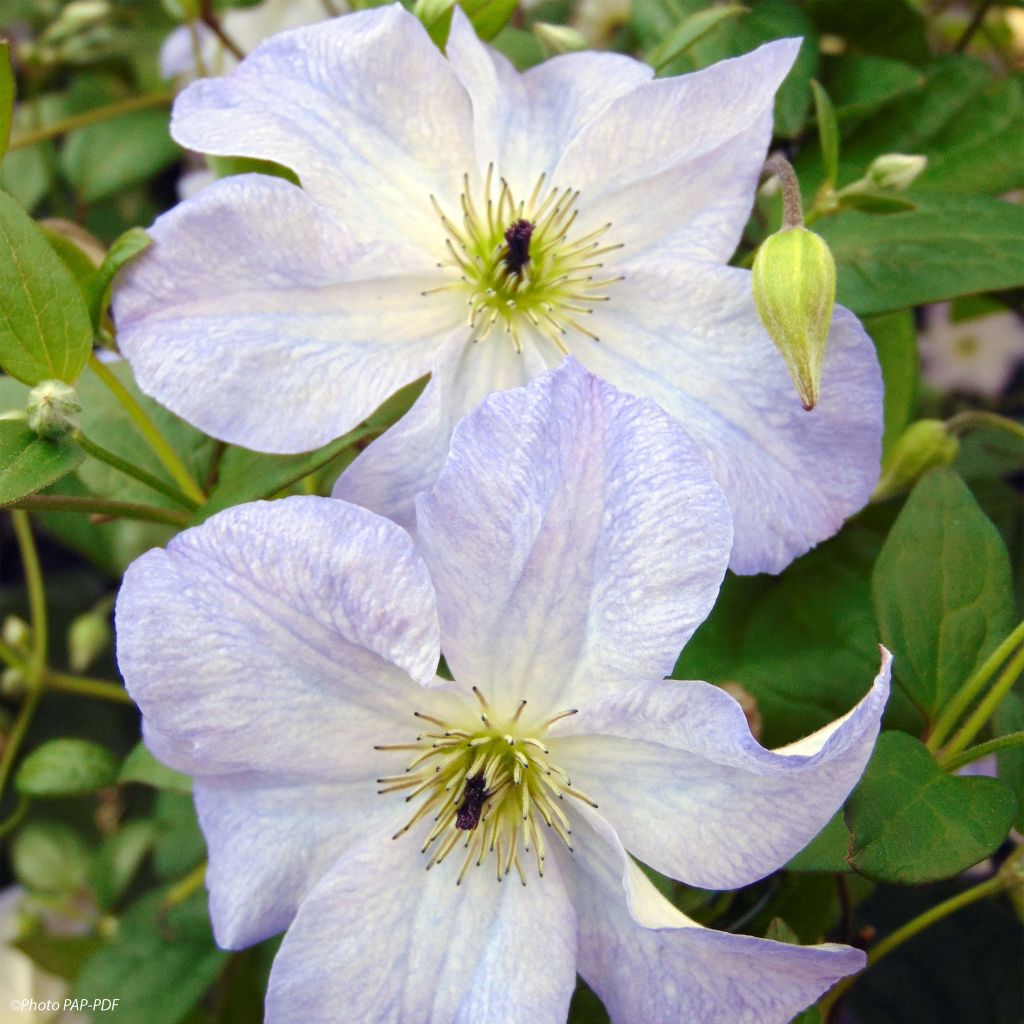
{"left": 375, "top": 687, "right": 596, "bottom": 886}
{"left": 425, "top": 166, "right": 624, "bottom": 355}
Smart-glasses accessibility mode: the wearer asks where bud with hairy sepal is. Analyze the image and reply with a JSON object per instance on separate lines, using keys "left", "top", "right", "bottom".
{"left": 751, "top": 226, "right": 836, "bottom": 411}
{"left": 865, "top": 154, "right": 928, "bottom": 193}
{"left": 26, "top": 380, "right": 81, "bottom": 440}
{"left": 872, "top": 419, "right": 959, "bottom": 501}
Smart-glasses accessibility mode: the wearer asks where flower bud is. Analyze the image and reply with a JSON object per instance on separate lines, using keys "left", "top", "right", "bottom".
{"left": 2, "top": 616, "right": 31, "bottom": 653}
{"left": 1, "top": 666, "right": 28, "bottom": 698}
{"left": 533, "top": 22, "right": 587, "bottom": 55}
{"left": 872, "top": 420, "right": 959, "bottom": 501}
{"left": 26, "top": 380, "right": 81, "bottom": 441}
{"left": 68, "top": 609, "right": 112, "bottom": 673}
{"left": 865, "top": 154, "right": 928, "bottom": 192}
{"left": 751, "top": 226, "right": 836, "bottom": 411}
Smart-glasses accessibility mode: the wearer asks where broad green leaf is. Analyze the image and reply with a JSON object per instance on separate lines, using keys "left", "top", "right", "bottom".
{"left": 153, "top": 791, "right": 206, "bottom": 879}
{"left": 41, "top": 224, "right": 101, "bottom": 303}
{"left": 414, "top": 0, "right": 515, "bottom": 46}
{"left": 645, "top": 4, "right": 747, "bottom": 74}
{"left": 804, "top": 0, "right": 929, "bottom": 65}
{"left": 11, "top": 821, "right": 91, "bottom": 893}
{"left": 825, "top": 54, "right": 923, "bottom": 121}
{"left": 863, "top": 310, "right": 918, "bottom": 459}
{"left": 91, "top": 820, "right": 160, "bottom": 909}
{"left": 0, "top": 421, "right": 86, "bottom": 506}
{"left": 74, "top": 889, "right": 228, "bottom": 1024}
{"left": 993, "top": 693, "right": 1024, "bottom": 831}
{"left": 818, "top": 198, "right": 1024, "bottom": 316}
{"left": 62, "top": 108, "right": 179, "bottom": 204}
{"left": 207, "top": 153, "right": 299, "bottom": 185}
{"left": 785, "top": 811, "right": 851, "bottom": 874}
{"left": 16, "top": 738, "right": 120, "bottom": 796}
{"left": 872, "top": 470, "right": 1014, "bottom": 720}
{"left": 88, "top": 226, "right": 151, "bottom": 327}
{"left": 810, "top": 79, "right": 839, "bottom": 186}
{"left": 14, "top": 932, "right": 104, "bottom": 981}
{"left": 120, "top": 741, "right": 192, "bottom": 793}
{"left": 846, "top": 732, "right": 1016, "bottom": 883}
{"left": 0, "top": 41, "right": 13, "bottom": 163}
{"left": 838, "top": 190, "right": 917, "bottom": 214}
{"left": 0, "top": 190, "right": 93, "bottom": 384}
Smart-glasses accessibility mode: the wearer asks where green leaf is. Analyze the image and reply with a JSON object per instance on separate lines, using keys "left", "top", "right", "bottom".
{"left": 14, "top": 932, "right": 104, "bottom": 981}
{"left": 0, "top": 41, "right": 13, "bottom": 163}
{"left": 16, "top": 738, "right": 120, "bottom": 796}
{"left": 11, "top": 821, "right": 90, "bottom": 893}
{"left": 872, "top": 470, "right": 1014, "bottom": 721}
{"left": 414, "top": 0, "right": 515, "bottom": 46}
{"left": 92, "top": 820, "right": 160, "bottom": 909}
{"left": 0, "top": 190, "right": 93, "bottom": 384}
{"left": 818, "top": 198, "right": 1024, "bottom": 316}
{"left": 41, "top": 225, "right": 101, "bottom": 303}
{"left": 153, "top": 791, "right": 206, "bottom": 879}
{"left": 846, "top": 731, "right": 1016, "bottom": 883}
{"left": 785, "top": 811, "right": 851, "bottom": 873}
{"left": 645, "top": 4, "right": 747, "bottom": 75}
{"left": 61, "top": 109, "right": 179, "bottom": 204}
{"left": 825, "top": 54, "right": 924, "bottom": 122}
{"left": 74, "top": 889, "right": 228, "bottom": 1024}
{"left": 838, "top": 190, "right": 917, "bottom": 214}
{"left": 805, "top": 0, "right": 930, "bottom": 65}
{"left": 993, "top": 693, "right": 1024, "bottom": 831}
{"left": 0, "top": 421, "right": 86, "bottom": 506}
{"left": 88, "top": 227, "right": 151, "bottom": 327}
{"left": 810, "top": 79, "right": 839, "bottom": 187}
{"left": 120, "top": 741, "right": 192, "bottom": 793}
{"left": 863, "top": 310, "right": 918, "bottom": 459}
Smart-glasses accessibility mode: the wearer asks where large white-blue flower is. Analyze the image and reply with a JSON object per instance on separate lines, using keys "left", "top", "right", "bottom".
{"left": 116, "top": 361, "right": 890, "bottom": 1023}
{"left": 112, "top": 4, "right": 883, "bottom": 575}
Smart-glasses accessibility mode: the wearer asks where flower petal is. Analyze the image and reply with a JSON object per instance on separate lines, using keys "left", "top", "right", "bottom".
{"left": 556, "top": 39, "right": 800, "bottom": 264}
{"left": 115, "top": 496, "right": 440, "bottom": 780}
{"left": 554, "top": 650, "right": 891, "bottom": 890}
{"left": 170, "top": 5, "right": 476, "bottom": 251}
{"left": 583, "top": 258, "right": 883, "bottom": 574}
{"left": 333, "top": 335, "right": 552, "bottom": 532}
{"left": 415, "top": 359, "right": 732, "bottom": 709}
{"left": 265, "top": 824, "right": 576, "bottom": 1023}
{"left": 559, "top": 810, "right": 864, "bottom": 1024}
{"left": 445, "top": 8, "right": 652, "bottom": 194}
{"left": 113, "top": 175, "right": 455, "bottom": 452}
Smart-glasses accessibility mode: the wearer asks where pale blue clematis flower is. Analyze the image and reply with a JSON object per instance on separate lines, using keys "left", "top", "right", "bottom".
{"left": 112, "top": 4, "right": 883, "bottom": 575}
{"left": 116, "top": 362, "right": 890, "bottom": 1023}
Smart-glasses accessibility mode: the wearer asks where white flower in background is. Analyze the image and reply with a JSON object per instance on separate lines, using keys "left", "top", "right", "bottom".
{"left": 918, "top": 302, "right": 1024, "bottom": 399}
{"left": 115, "top": 5, "right": 883, "bottom": 575}
{"left": 116, "top": 362, "right": 891, "bottom": 1024}
{"left": 160, "top": 0, "right": 331, "bottom": 80}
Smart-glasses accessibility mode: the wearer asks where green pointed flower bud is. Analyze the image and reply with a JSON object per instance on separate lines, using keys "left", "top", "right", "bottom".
{"left": 751, "top": 226, "right": 836, "bottom": 411}
{"left": 533, "top": 22, "right": 588, "bottom": 56}
{"left": 873, "top": 419, "right": 960, "bottom": 501}
{"left": 865, "top": 153, "right": 928, "bottom": 192}
{"left": 68, "top": 609, "right": 112, "bottom": 673}
{"left": 26, "top": 380, "right": 81, "bottom": 441}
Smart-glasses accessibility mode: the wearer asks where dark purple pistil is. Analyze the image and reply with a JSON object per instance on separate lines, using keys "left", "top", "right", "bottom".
{"left": 455, "top": 775, "right": 488, "bottom": 831}
{"left": 503, "top": 219, "right": 534, "bottom": 275}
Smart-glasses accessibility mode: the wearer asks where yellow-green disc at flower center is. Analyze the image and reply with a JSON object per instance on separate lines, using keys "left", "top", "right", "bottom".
{"left": 426, "top": 166, "right": 624, "bottom": 354}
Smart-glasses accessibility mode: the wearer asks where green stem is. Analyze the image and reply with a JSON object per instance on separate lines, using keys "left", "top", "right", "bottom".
{"left": 0, "top": 639, "right": 27, "bottom": 671}
{"left": 0, "top": 688, "right": 42, "bottom": 812}
{"left": 941, "top": 731, "right": 1024, "bottom": 773}
{"left": 819, "top": 852, "right": 1019, "bottom": 1021}
{"left": 11, "top": 494, "right": 191, "bottom": 528}
{"left": 946, "top": 410, "right": 1024, "bottom": 442}
{"left": 45, "top": 671, "right": 134, "bottom": 705}
{"left": 763, "top": 153, "right": 804, "bottom": 229}
{"left": 11, "top": 511, "right": 47, "bottom": 683}
{"left": 0, "top": 795, "right": 30, "bottom": 838}
{"left": 75, "top": 432, "right": 200, "bottom": 510}
{"left": 87, "top": 355, "right": 206, "bottom": 505}
{"left": 928, "top": 620, "right": 1024, "bottom": 750}
{"left": 943, "top": 645, "right": 1024, "bottom": 759}
{"left": 8, "top": 91, "right": 177, "bottom": 151}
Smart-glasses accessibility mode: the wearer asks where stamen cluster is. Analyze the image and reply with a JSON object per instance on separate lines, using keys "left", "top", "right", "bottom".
{"left": 376, "top": 688, "right": 597, "bottom": 886}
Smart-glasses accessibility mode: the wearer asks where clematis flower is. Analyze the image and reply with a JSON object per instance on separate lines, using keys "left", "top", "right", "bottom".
{"left": 113, "top": 4, "right": 883, "bottom": 575}
{"left": 116, "top": 362, "right": 891, "bottom": 1023}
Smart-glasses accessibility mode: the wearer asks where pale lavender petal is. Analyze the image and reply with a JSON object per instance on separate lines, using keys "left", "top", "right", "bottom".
{"left": 265, "top": 824, "right": 576, "bottom": 1023}
{"left": 583, "top": 258, "right": 883, "bottom": 574}
{"left": 415, "top": 359, "right": 731, "bottom": 709}
{"left": 554, "top": 651, "right": 891, "bottom": 889}
{"left": 113, "top": 175, "right": 456, "bottom": 453}
{"left": 559, "top": 810, "right": 864, "bottom": 1024}
{"left": 170, "top": 5, "right": 476, "bottom": 251}
{"left": 115, "top": 496, "right": 440, "bottom": 780}
{"left": 556, "top": 40, "right": 800, "bottom": 264}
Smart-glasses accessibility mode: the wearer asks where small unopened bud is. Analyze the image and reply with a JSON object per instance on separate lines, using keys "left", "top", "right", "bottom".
{"left": 1, "top": 666, "right": 28, "bottom": 698}
{"left": 873, "top": 420, "right": 959, "bottom": 501}
{"left": 865, "top": 154, "right": 927, "bottom": 193}
{"left": 751, "top": 226, "right": 836, "bottom": 411}
{"left": 2, "top": 616, "right": 31, "bottom": 653}
{"left": 68, "top": 610, "right": 112, "bottom": 673}
{"left": 533, "top": 22, "right": 587, "bottom": 55}
{"left": 26, "top": 380, "right": 81, "bottom": 440}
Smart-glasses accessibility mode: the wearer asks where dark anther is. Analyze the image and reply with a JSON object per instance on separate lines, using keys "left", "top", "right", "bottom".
{"left": 456, "top": 775, "right": 488, "bottom": 831}
{"left": 503, "top": 219, "right": 534, "bottom": 275}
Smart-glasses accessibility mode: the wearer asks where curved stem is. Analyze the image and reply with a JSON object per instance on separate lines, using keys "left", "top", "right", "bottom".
{"left": 11, "top": 494, "right": 191, "bottom": 528}
{"left": 75, "top": 432, "right": 199, "bottom": 510}
{"left": 946, "top": 410, "right": 1024, "bottom": 442}
{"left": 45, "top": 671, "right": 134, "bottom": 705}
{"left": 0, "top": 688, "right": 42, "bottom": 812}
{"left": 87, "top": 356, "right": 206, "bottom": 505}
{"left": 943, "top": 645, "right": 1024, "bottom": 759}
{"left": 11, "top": 511, "right": 46, "bottom": 683}
{"left": 763, "top": 153, "right": 804, "bottom": 229}
{"left": 0, "top": 795, "right": 30, "bottom": 838}
{"left": 941, "top": 731, "right": 1024, "bottom": 773}
{"left": 928, "top": 620, "right": 1024, "bottom": 750}
{"left": 8, "top": 91, "right": 177, "bottom": 151}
